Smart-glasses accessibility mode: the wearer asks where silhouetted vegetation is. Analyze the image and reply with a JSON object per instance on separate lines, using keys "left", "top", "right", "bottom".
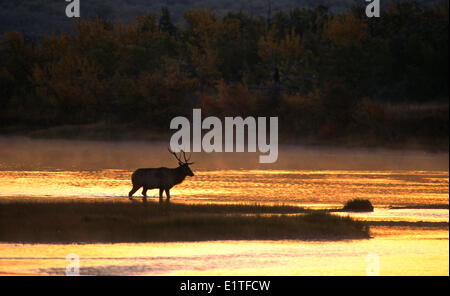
{"left": 343, "top": 199, "right": 374, "bottom": 212}
{"left": 0, "top": 200, "right": 370, "bottom": 243}
{"left": 0, "top": 1, "right": 448, "bottom": 149}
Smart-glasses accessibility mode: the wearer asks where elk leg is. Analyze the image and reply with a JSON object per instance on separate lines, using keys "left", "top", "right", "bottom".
{"left": 142, "top": 187, "right": 148, "bottom": 197}
{"left": 128, "top": 185, "right": 140, "bottom": 200}
{"left": 159, "top": 188, "right": 164, "bottom": 202}
{"left": 165, "top": 189, "right": 171, "bottom": 201}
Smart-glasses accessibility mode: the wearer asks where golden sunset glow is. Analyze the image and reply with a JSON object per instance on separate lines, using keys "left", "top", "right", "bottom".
{"left": 0, "top": 229, "right": 448, "bottom": 276}
{"left": 0, "top": 163, "right": 448, "bottom": 275}
{"left": 0, "top": 169, "right": 447, "bottom": 205}
{"left": 0, "top": 0, "right": 449, "bottom": 279}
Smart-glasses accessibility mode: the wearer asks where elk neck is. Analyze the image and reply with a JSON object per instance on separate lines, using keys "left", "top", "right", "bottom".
{"left": 173, "top": 165, "right": 188, "bottom": 184}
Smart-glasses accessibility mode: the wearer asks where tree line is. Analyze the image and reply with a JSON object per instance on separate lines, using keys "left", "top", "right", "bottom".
{"left": 0, "top": 1, "right": 448, "bottom": 146}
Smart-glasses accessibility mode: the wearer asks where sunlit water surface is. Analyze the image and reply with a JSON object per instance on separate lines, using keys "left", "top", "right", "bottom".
{"left": 0, "top": 140, "right": 448, "bottom": 275}
{"left": 0, "top": 169, "right": 448, "bottom": 207}
{"left": 0, "top": 229, "right": 448, "bottom": 276}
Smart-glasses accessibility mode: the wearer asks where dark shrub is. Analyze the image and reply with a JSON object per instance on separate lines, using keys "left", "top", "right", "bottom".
{"left": 343, "top": 199, "right": 374, "bottom": 212}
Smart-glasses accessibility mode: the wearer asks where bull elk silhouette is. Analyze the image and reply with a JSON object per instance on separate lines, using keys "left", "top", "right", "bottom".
{"left": 128, "top": 148, "right": 194, "bottom": 202}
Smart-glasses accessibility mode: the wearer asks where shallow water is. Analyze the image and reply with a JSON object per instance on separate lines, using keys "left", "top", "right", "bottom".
{"left": 0, "top": 139, "right": 448, "bottom": 275}
{"left": 0, "top": 229, "right": 448, "bottom": 276}
{"left": 0, "top": 169, "right": 448, "bottom": 207}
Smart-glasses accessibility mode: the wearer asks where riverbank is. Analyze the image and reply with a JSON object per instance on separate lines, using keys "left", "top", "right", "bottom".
{"left": 0, "top": 200, "right": 371, "bottom": 243}
{"left": 1, "top": 120, "right": 448, "bottom": 152}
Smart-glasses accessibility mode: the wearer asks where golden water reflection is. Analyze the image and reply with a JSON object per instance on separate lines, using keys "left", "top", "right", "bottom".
{"left": 0, "top": 169, "right": 448, "bottom": 207}
{"left": 0, "top": 169, "right": 448, "bottom": 275}
{"left": 0, "top": 229, "right": 448, "bottom": 276}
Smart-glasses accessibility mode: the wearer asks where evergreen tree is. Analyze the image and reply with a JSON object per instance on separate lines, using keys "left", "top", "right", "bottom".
{"left": 159, "top": 7, "right": 177, "bottom": 36}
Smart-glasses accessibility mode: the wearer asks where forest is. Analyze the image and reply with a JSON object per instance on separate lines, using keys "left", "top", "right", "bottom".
{"left": 1, "top": 0, "right": 438, "bottom": 39}
{"left": 0, "top": 1, "right": 448, "bottom": 148}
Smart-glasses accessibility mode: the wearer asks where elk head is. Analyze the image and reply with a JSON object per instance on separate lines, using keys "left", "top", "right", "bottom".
{"left": 168, "top": 148, "right": 195, "bottom": 176}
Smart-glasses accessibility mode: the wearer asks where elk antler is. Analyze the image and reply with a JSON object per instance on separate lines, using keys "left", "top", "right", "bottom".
{"left": 182, "top": 150, "right": 191, "bottom": 163}
{"left": 168, "top": 147, "right": 183, "bottom": 163}
{"left": 168, "top": 147, "right": 194, "bottom": 165}
{"left": 181, "top": 150, "right": 194, "bottom": 164}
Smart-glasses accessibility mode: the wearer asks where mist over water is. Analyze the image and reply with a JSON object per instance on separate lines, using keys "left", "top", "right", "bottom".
{"left": 0, "top": 137, "right": 447, "bottom": 208}
{"left": 0, "top": 137, "right": 448, "bottom": 171}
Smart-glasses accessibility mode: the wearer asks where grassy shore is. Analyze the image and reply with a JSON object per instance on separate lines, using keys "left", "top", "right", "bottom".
{"left": 0, "top": 200, "right": 370, "bottom": 243}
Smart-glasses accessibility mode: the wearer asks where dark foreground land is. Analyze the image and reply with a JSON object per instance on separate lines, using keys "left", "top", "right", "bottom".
{"left": 0, "top": 200, "right": 372, "bottom": 243}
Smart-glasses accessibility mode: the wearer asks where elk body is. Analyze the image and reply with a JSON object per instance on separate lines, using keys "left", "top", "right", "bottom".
{"left": 128, "top": 149, "right": 194, "bottom": 202}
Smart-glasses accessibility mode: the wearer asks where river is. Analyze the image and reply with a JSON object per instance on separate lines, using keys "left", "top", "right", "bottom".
{"left": 0, "top": 138, "right": 448, "bottom": 275}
